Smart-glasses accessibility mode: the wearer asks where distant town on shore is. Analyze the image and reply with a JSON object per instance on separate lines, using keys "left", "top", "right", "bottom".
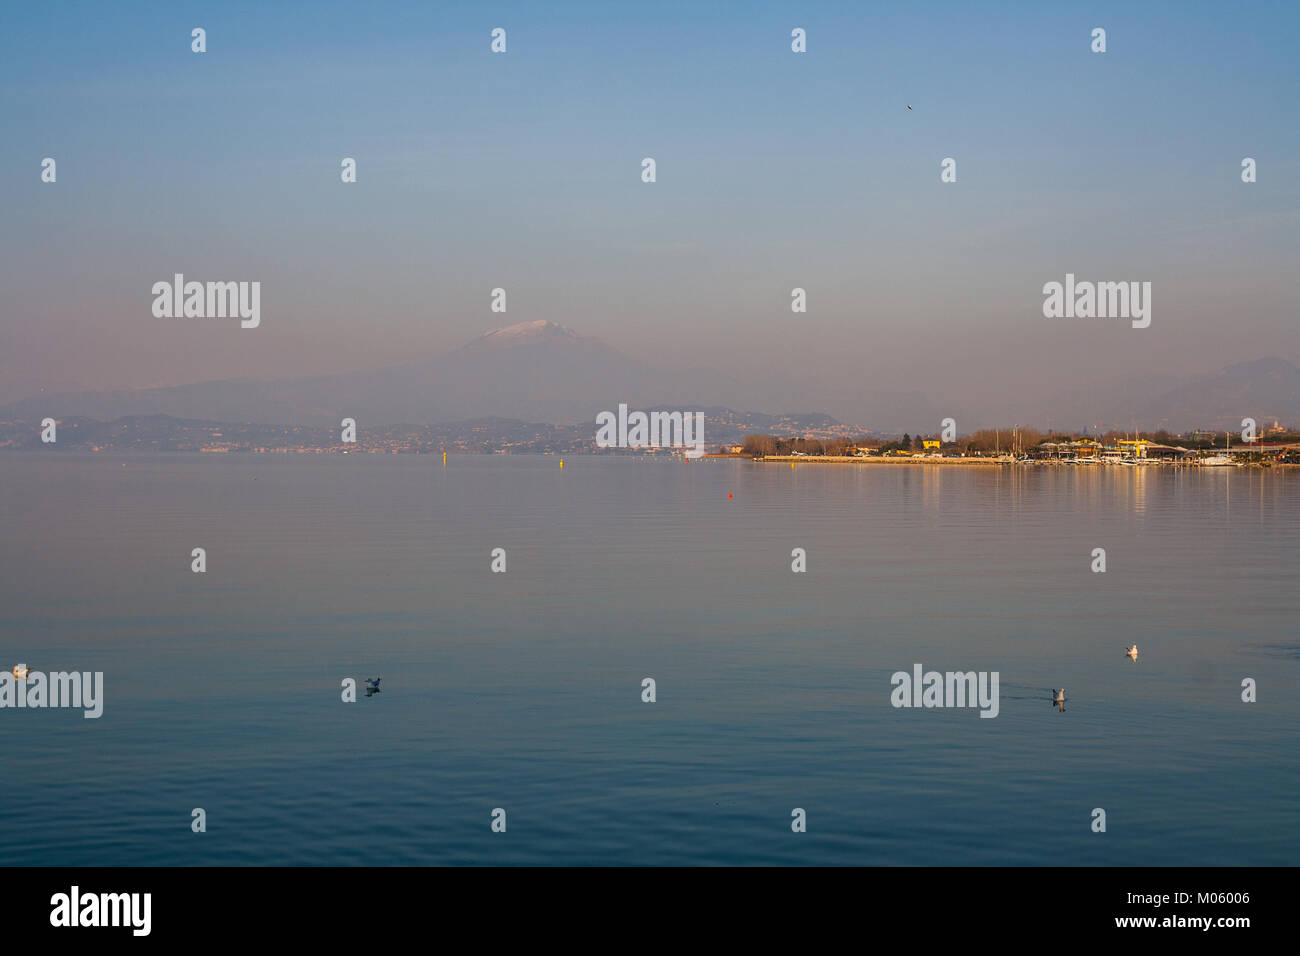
{"left": 731, "top": 422, "right": 1300, "bottom": 466}
{"left": 3, "top": 412, "right": 1297, "bottom": 465}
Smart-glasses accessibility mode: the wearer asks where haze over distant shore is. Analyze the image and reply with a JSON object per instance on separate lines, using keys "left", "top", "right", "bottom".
{"left": 3, "top": 323, "right": 1298, "bottom": 434}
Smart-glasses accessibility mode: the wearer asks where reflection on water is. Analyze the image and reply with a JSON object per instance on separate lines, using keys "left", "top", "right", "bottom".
{"left": 0, "top": 454, "right": 1297, "bottom": 865}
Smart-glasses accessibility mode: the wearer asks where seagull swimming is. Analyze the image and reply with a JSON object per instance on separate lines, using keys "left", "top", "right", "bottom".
{"left": 1051, "top": 688, "right": 1066, "bottom": 702}
{"left": 906, "top": 104, "right": 912, "bottom": 109}
{"left": 1125, "top": 644, "right": 1138, "bottom": 662}
{"left": 364, "top": 677, "right": 382, "bottom": 697}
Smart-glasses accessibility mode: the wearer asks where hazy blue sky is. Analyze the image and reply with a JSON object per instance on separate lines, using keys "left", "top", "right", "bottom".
{"left": 1, "top": 0, "right": 1297, "bottom": 420}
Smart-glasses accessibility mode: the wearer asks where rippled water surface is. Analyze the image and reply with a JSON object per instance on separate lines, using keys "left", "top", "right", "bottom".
{"left": 1, "top": 453, "right": 1296, "bottom": 865}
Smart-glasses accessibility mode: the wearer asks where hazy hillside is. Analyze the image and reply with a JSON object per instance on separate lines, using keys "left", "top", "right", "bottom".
{"left": 4, "top": 321, "right": 1296, "bottom": 433}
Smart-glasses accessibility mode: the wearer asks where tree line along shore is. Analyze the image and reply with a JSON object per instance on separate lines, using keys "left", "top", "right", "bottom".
{"left": 721, "top": 428, "right": 1300, "bottom": 466}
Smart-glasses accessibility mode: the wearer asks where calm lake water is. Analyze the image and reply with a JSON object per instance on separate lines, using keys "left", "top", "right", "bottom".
{"left": 1, "top": 453, "right": 1297, "bottom": 866}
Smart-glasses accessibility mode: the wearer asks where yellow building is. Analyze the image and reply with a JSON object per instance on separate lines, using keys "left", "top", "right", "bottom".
{"left": 1117, "top": 439, "right": 1153, "bottom": 458}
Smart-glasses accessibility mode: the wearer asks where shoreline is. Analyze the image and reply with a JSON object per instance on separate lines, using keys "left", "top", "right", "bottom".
{"left": 751, "top": 455, "right": 1296, "bottom": 468}
{"left": 756, "top": 455, "right": 1001, "bottom": 465}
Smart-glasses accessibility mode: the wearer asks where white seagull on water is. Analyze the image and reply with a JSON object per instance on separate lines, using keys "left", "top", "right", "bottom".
{"left": 1125, "top": 644, "right": 1138, "bottom": 661}
{"left": 1051, "top": 688, "right": 1066, "bottom": 703}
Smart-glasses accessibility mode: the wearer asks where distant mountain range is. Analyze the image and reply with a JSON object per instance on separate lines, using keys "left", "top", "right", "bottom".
{"left": 0, "top": 321, "right": 934, "bottom": 431}
{"left": 999, "top": 357, "right": 1300, "bottom": 433}
{"left": 3, "top": 321, "right": 660, "bottom": 428}
{"left": 0, "top": 408, "right": 856, "bottom": 453}
{"left": 1139, "top": 357, "right": 1300, "bottom": 431}
{"left": 2, "top": 321, "right": 1297, "bottom": 434}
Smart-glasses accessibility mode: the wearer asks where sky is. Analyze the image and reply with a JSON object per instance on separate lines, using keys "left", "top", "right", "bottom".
{"left": 1, "top": 0, "right": 1297, "bottom": 421}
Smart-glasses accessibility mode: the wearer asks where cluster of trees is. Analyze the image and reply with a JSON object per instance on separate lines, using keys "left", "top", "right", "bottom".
{"left": 961, "top": 428, "right": 1041, "bottom": 454}
{"left": 739, "top": 434, "right": 945, "bottom": 456}
{"left": 739, "top": 435, "right": 863, "bottom": 456}
{"left": 877, "top": 433, "right": 930, "bottom": 453}
{"left": 741, "top": 431, "right": 1027, "bottom": 457}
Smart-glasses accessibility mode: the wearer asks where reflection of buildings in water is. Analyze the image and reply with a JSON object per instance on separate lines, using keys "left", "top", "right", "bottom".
{"left": 1131, "top": 465, "right": 1147, "bottom": 515}
{"left": 922, "top": 463, "right": 941, "bottom": 514}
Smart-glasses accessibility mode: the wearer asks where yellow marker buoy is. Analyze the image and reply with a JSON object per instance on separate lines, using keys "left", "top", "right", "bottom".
{"left": 560, "top": 459, "right": 564, "bottom": 469}
{"left": 442, "top": 451, "right": 447, "bottom": 465}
